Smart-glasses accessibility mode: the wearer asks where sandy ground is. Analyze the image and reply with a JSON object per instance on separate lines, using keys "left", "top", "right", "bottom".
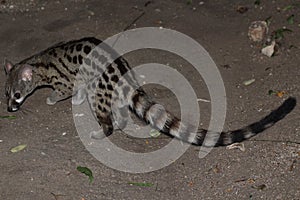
{"left": 0, "top": 0, "right": 299, "bottom": 199}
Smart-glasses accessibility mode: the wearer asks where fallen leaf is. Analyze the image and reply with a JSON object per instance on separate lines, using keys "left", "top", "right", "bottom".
{"left": 149, "top": 129, "right": 161, "bottom": 138}
{"left": 265, "top": 16, "right": 272, "bottom": 25}
{"left": 268, "top": 90, "right": 276, "bottom": 95}
{"left": 276, "top": 91, "right": 285, "bottom": 98}
{"left": 10, "top": 144, "right": 27, "bottom": 153}
{"left": 77, "top": 166, "right": 94, "bottom": 183}
{"left": 248, "top": 178, "right": 255, "bottom": 184}
{"left": 128, "top": 182, "right": 154, "bottom": 187}
{"left": 243, "top": 79, "right": 255, "bottom": 86}
{"left": 0, "top": 115, "right": 16, "bottom": 119}
{"left": 282, "top": 5, "right": 293, "bottom": 11}
{"left": 287, "top": 14, "right": 295, "bottom": 24}
{"left": 186, "top": 0, "right": 192, "bottom": 5}
{"left": 254, "top": 0, "right": 261, "bottom": 6}
{"left": 273, "top": 28, "right": 292, "bottom": 40}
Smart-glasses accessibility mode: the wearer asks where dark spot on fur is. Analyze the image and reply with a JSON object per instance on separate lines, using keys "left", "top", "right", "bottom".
{"left": 102, "top": 72, "right": 109, "bottom": 82}
{"left": 92, "top": 82, "right": 96, "bottom": 89}
{"left": 113, "top": 89, "right": 119, "bottom": 97}
{"left": 117, "top": 80, "right": 123, "bottom": 86}
{"left": 58, "top": 58, "right": 77, "bottom": 75}
{"left": 92, "top": 50, "right": 99, "bottom": 58}
{"left": 69, "top": 45, "right": 75, "bottom": 53}
{"left": 98, "top": 82, "right": 106, "bottom": 89}
{"left": 84, "top": 58, "right": 91, "bottom": 65}
{"left": 67, "top": 55, "right": 72, "bottom": 63}
{"left": 115, "top": 59, "right": 128, "bottom": 75}
{"left": 98, "top": 55, "right": 107, "bottom": 64}
{"left": 92, "top": 61, "right": 96, "bottom": 70}
{"left": 48, "top": 62, "right": 70, "bottom": 82}
{"left": 107, "top": 65, "right": 115, "bottom": 74}
{"left": 97, "top": 65, "right": 104, "bottom": 74}
{"left": 123, "top": 86, "right": 130, "bottom": 98}
{"left": 78, "top": 55, "right": 83, "bottom": 65}
{"left": 105, "top": 99, "right": 111, "bottom": 107}
{"left": 111, "top": 75, "right": 119, "bottom": 83}
{"left": 107, "top": 84, "right": 113, "bottom": 91}
{"left": 84, "top": 45, "right": 92, "bottom": 54}
{"left": 73, "top": 56, "right": 77, "bottom": 64}
{"left": 76, "top": 44, "right": 83, "bottom": 51}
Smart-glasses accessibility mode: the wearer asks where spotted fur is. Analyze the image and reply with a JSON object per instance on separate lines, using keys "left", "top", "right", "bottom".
{"left": 4, "top": 37, "right": 296, "bottom": 147}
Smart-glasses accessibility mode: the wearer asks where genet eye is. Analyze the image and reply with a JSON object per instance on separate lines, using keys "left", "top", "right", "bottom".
{"left": 14, "top": 92, "right": 21, "bottom": 99}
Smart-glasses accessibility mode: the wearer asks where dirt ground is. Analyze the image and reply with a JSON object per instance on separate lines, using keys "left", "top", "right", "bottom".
{"left": 0, "top": 0, "right": 299, "bottom": 199}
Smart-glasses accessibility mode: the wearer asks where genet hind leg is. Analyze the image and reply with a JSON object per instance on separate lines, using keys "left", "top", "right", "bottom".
{"left": 90, "top": 113, "right": 114, "bottom": 139}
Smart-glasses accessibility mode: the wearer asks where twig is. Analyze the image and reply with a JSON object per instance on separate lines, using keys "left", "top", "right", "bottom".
{"left": 111, "top": 11, "right": 145, "bottom": 48}
{"left": 51, "top": 192, "right": 66, "bottom": 200}
{"left": 251, "top": 139, "right": 300, "bottom": 145}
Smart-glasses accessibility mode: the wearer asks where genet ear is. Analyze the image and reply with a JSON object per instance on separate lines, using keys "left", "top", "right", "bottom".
{"left": 20, "top": 64, "right": 33, "bottom": 82}
{"left": 4, "top": 59, "right": 14, "bottom": 74}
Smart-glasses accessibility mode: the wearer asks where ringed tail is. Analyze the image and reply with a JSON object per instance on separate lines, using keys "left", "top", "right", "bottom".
{"left": 129, "top": 90, "right": 296, "bottom": 147}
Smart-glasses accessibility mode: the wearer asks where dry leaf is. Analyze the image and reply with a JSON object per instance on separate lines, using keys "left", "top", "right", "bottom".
{"left": 276, "top": 91, "right": 285, "bottom": 98}
{"left": 243, "top": 79, "right": 255, "bottom": 86}
{"left": 10, "top": 144, "right": 27, "bottom": 153}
